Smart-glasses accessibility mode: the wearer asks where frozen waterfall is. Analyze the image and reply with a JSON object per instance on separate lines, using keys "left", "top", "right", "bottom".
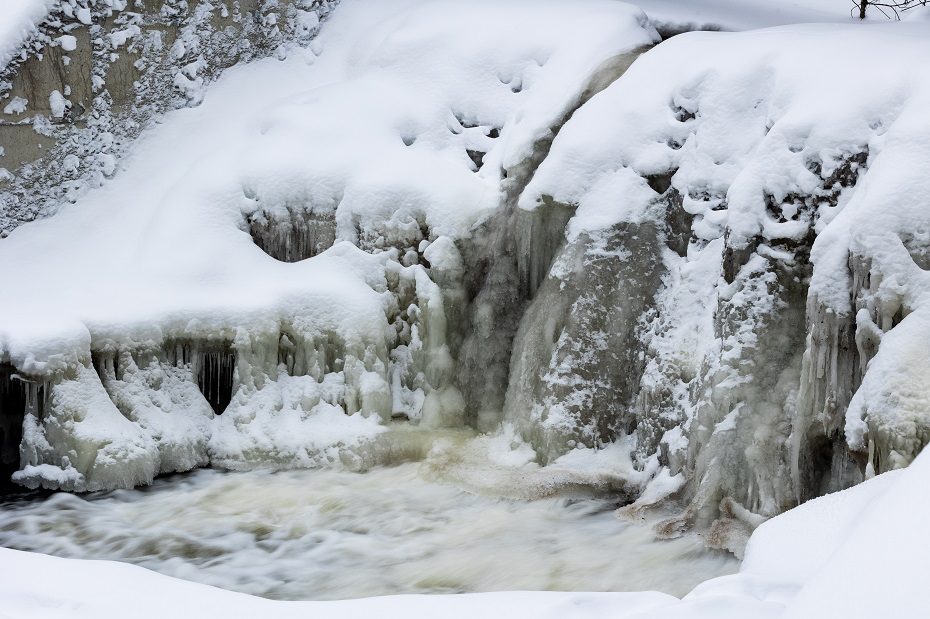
{"left": 1, "top": 0, "right": 929, "bottom": 566}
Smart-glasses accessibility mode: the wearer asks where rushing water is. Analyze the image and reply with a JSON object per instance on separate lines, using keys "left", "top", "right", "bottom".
{"left": 0, "top": 436, "right": 737, "bottom": 601}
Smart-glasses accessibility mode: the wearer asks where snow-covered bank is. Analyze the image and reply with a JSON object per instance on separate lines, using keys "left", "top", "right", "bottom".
{"left": 634, "top": 0, "right": 878, "bottom": 32}
{"left": 2, "top": 450, "right": 926, "bottom": 618}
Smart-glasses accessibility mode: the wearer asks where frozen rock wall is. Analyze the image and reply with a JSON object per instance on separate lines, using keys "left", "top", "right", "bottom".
{"left": 0, "top": 0, "right": 337, "bottom": 235}
{"left": 0, "top": 0, "right": 662, "bottom": 493}
{"left": 517, "top": 24, "right": 930, "bottom": 550}
{"left": 455, "top": 47, "right": 647, "bottom": 431}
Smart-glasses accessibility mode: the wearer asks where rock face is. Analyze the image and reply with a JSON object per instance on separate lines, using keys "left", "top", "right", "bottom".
{"left": 0, "top": 0, "right": 336, "bottom": 235}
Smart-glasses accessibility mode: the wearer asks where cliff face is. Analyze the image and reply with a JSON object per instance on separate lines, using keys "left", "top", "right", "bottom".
{"left": 0, "top": 0, "right": 337, "bottom": 235}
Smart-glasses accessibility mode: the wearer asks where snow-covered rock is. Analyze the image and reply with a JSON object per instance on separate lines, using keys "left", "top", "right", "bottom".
{"left": 515, "top": 21, "right": 930, "bottom": 541}
{"left": 0, "top": 0, "right": 338, "bottom": 234}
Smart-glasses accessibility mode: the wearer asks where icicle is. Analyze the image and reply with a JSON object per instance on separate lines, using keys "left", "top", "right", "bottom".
{"left": 248, "top": 207, "right": 337, "bottom": 263}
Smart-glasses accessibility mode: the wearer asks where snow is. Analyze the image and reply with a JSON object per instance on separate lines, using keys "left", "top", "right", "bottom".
{"left": 55, "top": 33, "right": 76, "bottom": 51}
{"left": 1, "top": 454, "right": 925, "bottom": 617}
{"left": 3, "top": 96, "right": 28, "bottom": 115}
{"left": 0, "top": 0, "right": 53, "bottom": 68}
{"left": 75, "top": 6, "right": 91, "bottom": 25}
{"left": 106, "top": 25, "right": 139, "bottom": 50}
{"left": 48, "top": 89, "right": 67, "bottom": 117}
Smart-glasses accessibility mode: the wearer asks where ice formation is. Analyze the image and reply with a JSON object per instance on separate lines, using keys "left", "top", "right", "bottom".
{"left": 2, "top": 0, "right": 930, "bottom": 559}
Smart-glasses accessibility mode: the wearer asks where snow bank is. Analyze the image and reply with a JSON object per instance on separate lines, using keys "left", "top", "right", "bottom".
{"left": 635, "top": 0, "right": 882, "bottom": 32}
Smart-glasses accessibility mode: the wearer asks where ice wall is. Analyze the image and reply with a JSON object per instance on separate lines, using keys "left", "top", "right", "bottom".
{"left": 455, "top": 47, "right": 649, "bottom": 431}
{"left": 505, "top": 221, "right": 663, "bottom": 464}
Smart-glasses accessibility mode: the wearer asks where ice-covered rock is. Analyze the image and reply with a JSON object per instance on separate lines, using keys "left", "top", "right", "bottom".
{"left": 517, "top": 23, "right": 930, "bottom": 543}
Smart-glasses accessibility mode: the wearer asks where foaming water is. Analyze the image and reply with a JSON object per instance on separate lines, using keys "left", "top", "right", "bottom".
{"left": 0, "top": 445, "right": 737, "bottom": 600}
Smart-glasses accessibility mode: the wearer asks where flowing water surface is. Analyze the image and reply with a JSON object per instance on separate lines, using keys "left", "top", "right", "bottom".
{"left": 0, "top": 454, "right": 738, "bottom": 600}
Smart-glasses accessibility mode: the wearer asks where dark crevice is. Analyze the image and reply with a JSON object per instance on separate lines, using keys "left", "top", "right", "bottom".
{"left": 654, "top": 23, "right": 724, "bottom": 40}
{"left": 466, "top": 149, "right": 486, "bottom": 171}
{"left": 663, "top": 186, "right": 693, "bottom": 258}
{"left": 646, "top": 170, "right": 675, "bottom": 195}
{"left": 0, "top": 364, "right": 26, "bottom": 492}
{"left": 198, "top": 346, "right": 236, "bottom": 415}
{"left": 165, "top": 340, "right": 236, "bottom": 415}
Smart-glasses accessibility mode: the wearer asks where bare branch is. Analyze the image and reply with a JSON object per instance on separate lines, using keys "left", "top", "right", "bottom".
{"left": 854, "top": 0, "right": 927, "bottom": 19}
